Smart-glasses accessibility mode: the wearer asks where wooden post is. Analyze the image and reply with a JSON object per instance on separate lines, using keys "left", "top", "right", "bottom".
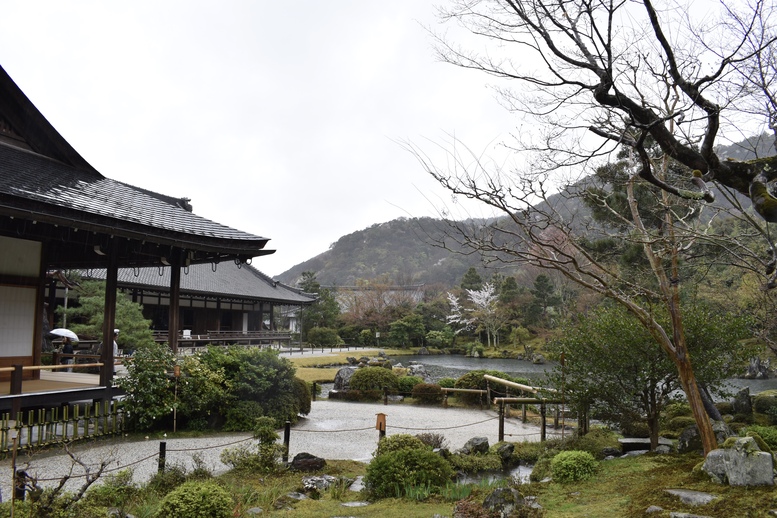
{"left": 554, "top": 404, "right": 559, "bottom": 429}
{"left": 498, "top": 401, "right": 505, "bottom": 442}
{"left": 158, "top": 441, "right": 167, "bottom": 473}
{"left": 10, "top": 365, "right": 23, "bottom": 420}
{"left": 376, "top": 413, "right": 386, "bottom": 442}
{"left": 383, "top": 386, "right": 388, "bottom": 405}
{"left": 522, "top": 404, "right": 527, "bottom": 423}
{"left": 540, "top": 400, "right": 547, "bottom": 442}
{"left": 283, "top": 421, "right": 291, "bottom": 463}
{"left": 312, "top": 382, "right": 317, "bottom": 402}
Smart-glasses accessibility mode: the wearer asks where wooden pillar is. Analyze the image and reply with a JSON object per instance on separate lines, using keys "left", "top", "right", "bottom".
{"left": 100, "top": 246, "right": 118, "bottom": 387}
{"left": 169, "top": 253, "right": 181, "bottom": 354}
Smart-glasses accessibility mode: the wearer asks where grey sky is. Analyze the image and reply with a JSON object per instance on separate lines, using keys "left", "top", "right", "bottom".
{"left": 0, "top": 1, "right": 515, "bottom": 278}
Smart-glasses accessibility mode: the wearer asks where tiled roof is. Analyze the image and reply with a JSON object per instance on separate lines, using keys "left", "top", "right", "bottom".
{"left": 85, "top": 263, "right": 316, "bottom": 305}
{"left": 0, "top": 142, "right": 268, "bottom": 245}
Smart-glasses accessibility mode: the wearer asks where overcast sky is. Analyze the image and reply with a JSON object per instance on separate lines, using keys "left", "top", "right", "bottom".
{"left": 0, "top": 1, "right": 517, "bottom": 278}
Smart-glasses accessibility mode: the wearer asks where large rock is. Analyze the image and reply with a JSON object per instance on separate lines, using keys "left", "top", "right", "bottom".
{"left": 496, "top": 442, "right": 515, "bottom": 463}
{"left": 407, "top": 362, "right": 433, "bottom": 383}
{"left": 678, "top": 421, "right": 733, "bottom": 454}
{"left": 702, "top": 437, "right": 774, "bottom": 486}
{"left": 732, "top": 387, "right": 752, "bottom": 416}
{"left": 290, "top": 452, "right": 326, "bottom": 471}
{"left": 333, "top": 366, "right": 357, "bottom": 390}
{"left": 459, "top": 437, "right": 489, "bottom": 455}
{"left": 744, "top": 356, "right": 773, "bottom": 379}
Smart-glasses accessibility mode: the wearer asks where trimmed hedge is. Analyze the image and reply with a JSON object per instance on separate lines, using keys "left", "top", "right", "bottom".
{"left": 551, "top": 450, "right": 598, "bottom": 483}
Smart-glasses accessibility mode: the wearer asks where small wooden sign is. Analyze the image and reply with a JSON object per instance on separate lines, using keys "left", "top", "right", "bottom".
{"left": 375, "top": 412, "right": 386, "bottom": 431}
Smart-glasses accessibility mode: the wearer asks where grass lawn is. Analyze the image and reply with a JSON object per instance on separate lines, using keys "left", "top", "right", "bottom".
{"left": 290, "top": 348, "right": 413, "bottom": 384}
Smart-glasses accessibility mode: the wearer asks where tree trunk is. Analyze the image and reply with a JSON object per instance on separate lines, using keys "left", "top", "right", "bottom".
{"left": 676, "top": 357, "right": 717, "bottom": 455}
{"left": 648, "top": 412, "right": 660, "bottom": 451}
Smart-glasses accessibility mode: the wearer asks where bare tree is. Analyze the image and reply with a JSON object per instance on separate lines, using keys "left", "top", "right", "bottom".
{"left": 411, "top": 0, "right": 777, "bottom": 455}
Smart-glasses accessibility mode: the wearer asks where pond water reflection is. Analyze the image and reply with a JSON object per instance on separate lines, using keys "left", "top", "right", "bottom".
{"left": 390, "top": 354, "right": 777, "bottom": 398}
{"left": 391, "top": 354, "right": 554, "bottom": 385}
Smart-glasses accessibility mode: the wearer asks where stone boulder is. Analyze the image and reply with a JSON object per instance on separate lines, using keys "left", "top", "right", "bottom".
{"left": 678, "top": 421, "right": 733, "bottom": 454}
{"left": 702, "top": 437, "right": 774, "bottom": 486}
{"left": 459, "top": 437, "right": 489, "bottom": 455}
{"left": 732, "top": 387, "right": 753, "bottom": 416}
{"left": 407, "top": 362, "right": 434, "bottom": 383}
{"left": 496, "top": 442, "right": 515, "bottom": 463}
{"left": 333, "top": 366, "right": 357, "bottom": 390}
{"left": 290, "top": 452, "right": 326, "bottom": 471}
{"left": 744, "top": 356, "right": 773, "bottom": 379}
{"left": 302, "top": 474, "right": 351, "bottom": 492}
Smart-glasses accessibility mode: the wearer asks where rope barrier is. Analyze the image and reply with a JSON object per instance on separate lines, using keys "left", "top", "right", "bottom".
{"left": 166, "top": 436, "right": 254, "bottom": 453}
{"left": 392, "top": 416, "right": 498, "bottom": 431}
{"left": 290, "top": 426, "right": 374, "bottom": 433}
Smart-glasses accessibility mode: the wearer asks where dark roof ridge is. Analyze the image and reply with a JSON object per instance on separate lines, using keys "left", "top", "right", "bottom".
{"left": 242, "top": 263, "right": 317, "bottom": 297}
{"left": 0, "top": 65, "right": 99, "bottom": 174}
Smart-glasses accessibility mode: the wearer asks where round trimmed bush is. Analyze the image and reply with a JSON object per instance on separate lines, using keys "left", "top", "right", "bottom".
{"left": 349, "top": 367, "right": 399, "bottom": 392}
{"left": 753, "top": 391, "right": 777, "bottom": 417}
{"left": 550, "top": 450, "right": 597, "bottom": 483}
{"left": 397, "top": 375, "right": 423, "bottom": 395}
{"left": 438, "top": 377, "right": 456, "bottom": 389}
{"left": 154, "top": 480, "right": 233, "bottom": 518}
{"left": 365, "top": 448, "right": 454, "bottom": 498}
{"left": 667, "top": 416, "right": 697, "bottom": 432}
{"left": 374, "top": 433, "right": 429, "bottom": 457}
{"left": 293, "top": 377, "right": 312, "bottom": 415}
{"left": 412, "top": 383, "right": 444, "bottom": 404}
{"left": 454, "top": 370, "right": 529, "bottom": 405}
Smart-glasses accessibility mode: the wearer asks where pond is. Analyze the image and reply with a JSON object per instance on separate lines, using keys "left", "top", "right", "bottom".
{"left": 391, "top": 354, "right": 554, "bottom": 385}
{"left": 390, "top": 354, "right": 777, "bottom": 398}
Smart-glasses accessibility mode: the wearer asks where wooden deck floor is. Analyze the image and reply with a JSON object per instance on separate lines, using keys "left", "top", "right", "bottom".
{"left": 0, "top": 371, "right": 101, "bottom": 396}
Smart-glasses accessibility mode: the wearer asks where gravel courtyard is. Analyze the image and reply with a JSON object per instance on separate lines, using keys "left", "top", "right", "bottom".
{"left": 0, "top": 399, "right": 561, "bottom": 499}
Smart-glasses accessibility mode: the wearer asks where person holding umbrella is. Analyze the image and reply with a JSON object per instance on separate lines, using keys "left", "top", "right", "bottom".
{"left": 49, "top": 328, "right": 79, "bottom": 373}
{"left": 61, "top": 336, "right": 74, "bottom": 372}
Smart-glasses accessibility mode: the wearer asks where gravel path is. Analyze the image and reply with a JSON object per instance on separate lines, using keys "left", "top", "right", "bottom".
{"left": 0, "top": 399, "right": 560, "bottom": 500}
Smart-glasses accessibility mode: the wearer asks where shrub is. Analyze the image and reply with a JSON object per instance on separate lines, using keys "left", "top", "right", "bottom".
{"left": 447, "top": 452, "right": 503, "bottom": 473}
{"left": 349, "top": 367, "right": 399, "bottom": 392}
{"left": 412, "top": 383, "right": 444, "bottom": 405}
{"left": 197, "top": 346, "right": 301, "bottom": 425}
{"left": 745, "top": 425, "right": 777, "bottom": 450}
{"left": 116, "top": 341, "right": 175, "bottom": 431}
{"left": 663, "top": 402, "right": 692, "bottom": 421}
{"left": 154, "top": 480, "right": 233, "bottom": 518}
{"left": 415, "top": 432, "right": 448, "bottom": 450}
{"left": 666, "top": 416, "right": 697, "bottom": 432}
{"left": 454, "top": 370, "right": 527, "bottom": 405}
{"left": 512, "top": 438, "right": 564, "bottom": 463}
{"left": 716, "top": 402, "right": 734, "bottom": 415}
{"left": 223, "top": 400, "right": 264, "bottom": 432}
{"left": 568, "top": 427, "right": 621, "bottom": 459}
{"left": 550, "top": 450, "right": 598, "bottom": 483}
{"left": 146, "top": 464, "right": 188, "bottom": 496}
{"left": 307, "top": 326, "right": 342, "bottom": 347}
{"left": 438, "top": 377, "right": 456, "bottom": 389}
{"left": 293, "top": 377, "right": 312, "bottom": 416}
{"left": 620, "top": 421, "right": 650, "bottom": 438}
{"left": 81, "top": 469, "right": 138, "bottom": 509}
{"left": 365, "top": 449, "right": 454, "bottom": 498}
{"left": 374, "top": 433, "right": 429, "bottom": 457}
{"left": 529, "top": 456, "right": 553, "bottom": 482}
{"left": 753, "top": 391, "right": 777, "bottom": 415}
{"left": 397, "top": 375, "right": 423, "bottom": 395}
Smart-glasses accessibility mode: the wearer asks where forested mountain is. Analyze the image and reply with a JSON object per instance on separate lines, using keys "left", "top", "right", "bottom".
{"left": 276, "top": 137, "right": 771, "bottom": 289}
{"left": 275, "top": 217, "right": 509, "bottom": 287}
